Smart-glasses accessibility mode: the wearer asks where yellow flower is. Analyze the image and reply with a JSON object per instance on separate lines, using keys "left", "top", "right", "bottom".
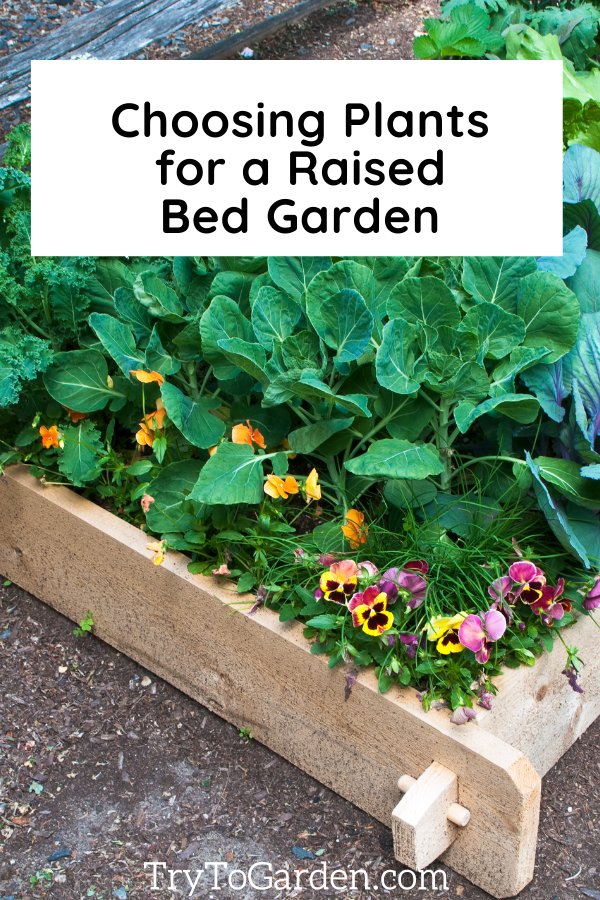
{"left": 263, "top": 474, "right": 299, "bottom": 499}
{"left": 427, "top": 613, "right": 468, "bottom": 655}
{"left": 232, "top": 420, "right": 267, "bottom": 451}
{"left": 39, "top": 425, "right": 63, "bottom": 449}
{"left": 342, "top": 509, "right": 368, "bottom": 549}
{"left": 130, "top": 369, "right": 165, "bottom": 386}
{"left": 146, "top": 540, "right": 166, "bottom": 566}
{"left": 305, "top": 468, "right": 321, "bottom": 504}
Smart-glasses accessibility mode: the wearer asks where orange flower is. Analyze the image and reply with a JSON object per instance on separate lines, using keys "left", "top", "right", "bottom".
{"left": 208, "top": 445, "right": 219, "bottom": 457}
{"left": 140, "top": 494, "right": 155, "bottom": 514}
{"left": 305, "top": 468, "right": 321, "bottom": 504}
{"left": 264, "top": 474, "right": 299, "bottom": 500}
{"left": 62, "top": 407, "right": 88, "bottom": 423}
{"left": 135, "top": 399, "right": 166, "bottom": 448}
{"left": 212, "top": 564, "right": 231, "bottom": 576}
{"left": 130, "top": 369, "right": 165, "bottom": 386}
{"left": 232, "top": 419, "right": 267, "bottom": 452}
{"left": 282, "top": 437, "right": 297, "bottom": 459}
{"left": 342, "top": 508, "right": 368, "bottom": 549}
{"left": 39, "top": 425, "right": 63, "bottom": 449}
{"left": 146, "top": 540, "right": 166, "bottom": 566}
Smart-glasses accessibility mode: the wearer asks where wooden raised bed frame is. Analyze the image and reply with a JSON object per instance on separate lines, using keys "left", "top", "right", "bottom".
{"left": 1, "top": 464, "right": 599, "bottom": 897}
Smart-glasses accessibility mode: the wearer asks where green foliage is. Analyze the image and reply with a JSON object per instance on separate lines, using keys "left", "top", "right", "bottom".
{"left": 73, "top": 612, "right": 94, "bottom": 637}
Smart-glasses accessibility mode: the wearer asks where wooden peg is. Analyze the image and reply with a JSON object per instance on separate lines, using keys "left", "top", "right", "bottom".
{"left": 392, "top": 762, "right": 470, "bottom": 870}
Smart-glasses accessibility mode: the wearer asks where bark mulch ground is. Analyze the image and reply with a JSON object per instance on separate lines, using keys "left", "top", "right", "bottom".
{"left": 0, "top": 580, "right": 598, "bottom": 899}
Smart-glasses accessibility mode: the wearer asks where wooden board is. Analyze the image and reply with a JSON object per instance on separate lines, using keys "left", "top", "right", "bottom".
{"left": 0, "top": 465, "right": 598, "bottom": 896}
{"left": 0, "top": 0, "right": 226, "bottom": 109}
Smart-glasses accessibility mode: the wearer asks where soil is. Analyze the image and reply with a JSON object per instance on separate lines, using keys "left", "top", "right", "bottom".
{"left": 0, "top": 580, "right": 598, "bottom": 900}
{"left": 0, "top": 0, "right": 438, "bottom": 146}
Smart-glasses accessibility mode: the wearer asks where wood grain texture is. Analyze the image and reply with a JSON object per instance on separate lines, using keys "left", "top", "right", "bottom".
{"left": 0, "top": 0, "right": 225, "bottom": 109}
{"left": 0, "top": 465, "right": 557, "bottom": 897}
{"left": 392, "top": 763, "right": 459, "bottom": 870}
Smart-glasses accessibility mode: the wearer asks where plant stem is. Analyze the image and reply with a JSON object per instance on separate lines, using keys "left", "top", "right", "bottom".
{"left": 438, "top": 396, "right": 452, "bottom": 492}
{"left": 186, "top": 363, "right": 200, "bottom": 400}
{"left": 449, "top": 455, "right": 527, "bottom": 482}
{"left": 198, "top": 366, "right": 213, "bottom": 398}
{"left": 12, "top": 306, "right": 53, "bottom": 341}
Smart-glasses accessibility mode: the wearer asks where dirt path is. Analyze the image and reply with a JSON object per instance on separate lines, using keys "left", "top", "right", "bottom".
{"left": 0, "top": 581, "right": 598, "bottom": 899}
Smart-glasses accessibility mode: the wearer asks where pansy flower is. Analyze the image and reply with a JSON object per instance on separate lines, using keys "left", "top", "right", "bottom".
{"left": 403, "top": 560, "right": 429, "bottom": 574}
{"left": 583, "top": 576, "right": 600, "bottom": 611}
{"left": 488, "top": 576, "right": 514, "bottom": 604}
{"left": 348, "top": 586, "right": 393, "bottom": 636}
{"left": 319, "top": 560, "right": 358, "bottom": 604}
{"left": 508, "top": 560, "right": 546, "bottom": 603}
{"left": 398, "top": 632, "right": 420, "bottom": 658}
{"left": 427, "top": 614, "right": 467, "bottom": 655}
{"left": 342, "top": 509, "right": 368, "bottom": 549}
{"left": 530, "top": 578, "right": 571, "bottom": 625}
{"left": 378, "top": 567, "right": 427, "bottom": 608}
{"left": 458, "top": 609, "right": 507, "bottom": 664}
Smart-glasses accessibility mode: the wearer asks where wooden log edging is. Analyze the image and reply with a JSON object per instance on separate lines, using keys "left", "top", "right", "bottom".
{"left": 1, "top": 464, "right": 599, "bottom": 897}
{"left": 183, "top": 0, "right": 339, "bottom": 60}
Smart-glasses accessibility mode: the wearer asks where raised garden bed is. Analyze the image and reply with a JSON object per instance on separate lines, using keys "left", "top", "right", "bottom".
{"left": 1, "top": 463, "right": 599, "bottom": 897}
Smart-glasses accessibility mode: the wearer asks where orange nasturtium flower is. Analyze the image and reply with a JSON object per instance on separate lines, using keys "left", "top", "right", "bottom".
{"left": 147, "top": 540, "right": 166, "bottom": 566}
{"left": 232, "top": 419, "right": 267, "bottom": 452}
{"left": 135, "top": 399, "right": 166, "bottom": 448}
{"left": 130, "top": 369, "right": 165, "bottom": 386}
{"left": 264, "top": 474, "right": 299, "bottom": 500}
{"left": 305, "top": 468, "right": 321, "bottom": 504}
{"left": 39, "top": 425, "right": 63, "bottom": 449}
{"left": 342, "top": 508, "right": 368, "bottom": 549}
{"left": 62, "top": 407, "right": 88, "bottom": 423}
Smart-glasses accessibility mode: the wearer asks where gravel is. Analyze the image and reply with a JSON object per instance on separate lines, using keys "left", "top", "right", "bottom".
{"left": 0, "top": 580, "right": 599, "bottom": 899}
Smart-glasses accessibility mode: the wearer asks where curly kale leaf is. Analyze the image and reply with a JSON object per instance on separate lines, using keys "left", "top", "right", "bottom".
{"left": 0, "top": 327, "right": 52, "bottom": 407}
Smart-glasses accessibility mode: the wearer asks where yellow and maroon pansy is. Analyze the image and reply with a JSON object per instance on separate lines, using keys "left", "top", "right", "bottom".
{"left": 427, "top": 613, "right": 467, "bottom": 655}
{"left": 348, "top": 586, "right": 394, "bottom": 636}
{"left": 319, "top": 559, "right": 358, "bottom": 604}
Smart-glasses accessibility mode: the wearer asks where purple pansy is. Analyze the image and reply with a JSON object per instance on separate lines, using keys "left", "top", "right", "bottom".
{"left": 508, "top": 560, "right": 546, "bottom": 602}
{"left": 398, "top": 632, "right": 420, "bottom": 658}
{"left": 450, "top": 706, "right": 477, "bottom": 725}
{"left": 583, "top": 576, "right": 600, "bottom": 611}
{"left": 378, "top": 567, "right": 427, "bottom": 609}
{"left": 458, "top": 609, "right": 507, "bottom": 664}
{"left": 488, "top": 576, "right": 513, "bottom": 603}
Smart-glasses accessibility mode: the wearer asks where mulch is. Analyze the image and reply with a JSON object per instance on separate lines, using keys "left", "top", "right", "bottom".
{"left": 0, "top": 580, "right": 598, "bottom": 899}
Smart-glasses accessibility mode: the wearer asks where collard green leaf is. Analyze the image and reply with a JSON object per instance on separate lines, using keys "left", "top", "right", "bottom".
{"left": 527, "top": 453, "right": 593, "bottom": 567}
{"left": 251, "top": 286, "right": 301, "bottom": 351}
{"left": 44, "top": 350, "right": 126, "bottom": 412}
{"left": 160, "top": 382, "right": 225, "bottom": 449}
{"left": 424, "top": 360, "right": 490, "bottom": 401}
{"left": 208, "top": 272, "right": 255, "bottom": 308}
{"left": 268, "top": 257, "right": 331, "bottom": 304}
{"left": 306, "top": 288, "right": 373, "bottom": 365}
{"left": 428, "top": 492, "right": 500, "bottom": 536}
{"left": 145, "top": 459, "right": 204, "bottom": 534}
{"left": 384, "top": 478, "right": 438, "bottom": 509}
{"left": 281, "top": 331, "right": 322, "bottom": 372}
{"left": 229, "top": 402, "right": 291, "bottom": 447}
{"left": 454, "top": 394, "right": 540, "bottom": 433}
{"left": 58, "top": 420, "right": 103, "bottom": 487}
{"left": 563, "top": 312, "right": 600, "bottom": 448}
{"left": 387, "top": 276, "right": 460, "bottom": 329}
{"left": 135, "top": 272, "right": 184, "bottom": 319}
{"left": 294, "top": 373, "right": 372, "bottom": 418}
{"left": 190, "top": 443, "right": 266, "bottom": 505}
{"left": 344, "top": 439, "right": 443, "bottom": 479}
{"left": 581, "top": 464, "right": 600, "bottom": 479}
{"left": 345, "top": 257, "right": 409, "bottom": 317}
{"left": 217, "top": 337, "right": 268, "bottom": 383}
{"left": 536, "top": 226, "right": 587, "bottom": 280}
{"left": 86, "top": 259, "right": 134, "bottom": 306}
{"left": 374, "top": 388, "right": 434, "bottom": 441}
{"left": 145, "top": 325, "right": 181, "bottom": 376}
{"left": 114, "top": 287, "right": 153, "bottom": 340}
{"left": 88, "top": 312, "right": 145, "bottom": 378}
{"left": 200, "top": 296, "right": 255, "bottom": 380}
{"left": 288, "top": 417, "right": 354, "bottom": 454}
{"left": 459, "top": 301, "right": 525, "bottom": 362}
{"left": 520, "top": 360, "right": 569, "bottom": 423}
{"left": 531, "top": 456, "right": 600, "bottom": 510}
{"left": 306, "top": 261, "right": 375, "bottom": 321}
{"left": 462, "top": 257, "right": 537, "bottom": 313}
{"left": 566, "top": 248, "right": 600, "bottom": 313}
{"left": 491, "top": 346, "right": 550, "bottom": 393}
{"left": 516, "top": 271, "right": 580, "bottom": 363}
{"left": 376, "top": 319, "right": 422, "bottom": 395}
